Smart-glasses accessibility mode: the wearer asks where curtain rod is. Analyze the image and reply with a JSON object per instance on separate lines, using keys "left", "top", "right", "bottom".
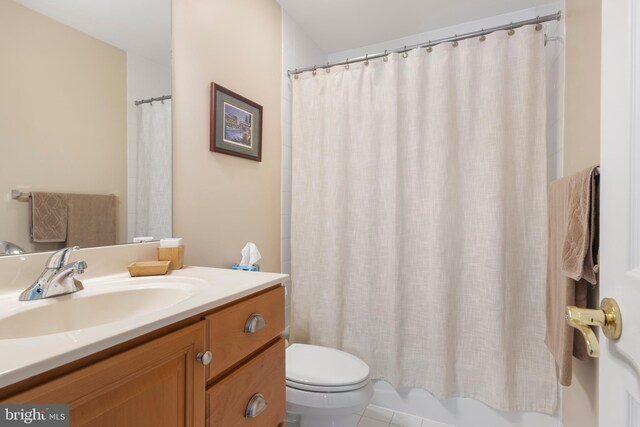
{"left": 288, "top": 10, "right": 561, "bottom": 77}
{"left": 134, "top": 95, "right": 172, "bottom": 106}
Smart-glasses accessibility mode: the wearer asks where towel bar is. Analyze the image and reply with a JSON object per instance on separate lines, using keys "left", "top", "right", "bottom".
{"left": 11, "top": 190, "right": 31, "bottom": 201}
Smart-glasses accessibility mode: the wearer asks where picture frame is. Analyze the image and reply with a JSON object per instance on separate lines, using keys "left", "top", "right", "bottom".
{"left": 210, "top": 83, "right": 263, "bottom": 162}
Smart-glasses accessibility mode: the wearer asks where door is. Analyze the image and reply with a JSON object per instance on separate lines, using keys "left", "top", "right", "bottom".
{"left": 3, "top": 322, "right": 206, "bottom": 426}
{"left": 600, "top": 0, "right": 640, "bottom": 425}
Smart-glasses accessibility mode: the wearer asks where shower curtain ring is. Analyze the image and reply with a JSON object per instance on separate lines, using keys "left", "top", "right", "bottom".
{"left": 326, "top": 62, "right": 331, "bottom": 73}
{"left": 452, "top": 35, "right": 459, "bottom": 47}
{"left": 364, "top": 54, "right": 369, "bottom": 66}
{"left": 383, "top": 50, "right": 388, "bottom": 62}
{"left": 345, "top": 59, "right": 349, "bottom": 69}
{"left": 508, "top": 22, "right": 515, "bottom": 36}
{"left": 402, "top": 46, "right": 408, "bottom": 58}
{"left": 535, "top": 16, "right": 543, "bottom": 31}
{"left": 312, "top": 66, "right": 317, "bottom": 76}
{"left": 479, "top": 29, "right": 486, "bottom": 42}
{"left": 426, "top": 41, "right": 433, "bottom": 53}
{"left": 294, "top": 69, "right": 299, "bottom": 79}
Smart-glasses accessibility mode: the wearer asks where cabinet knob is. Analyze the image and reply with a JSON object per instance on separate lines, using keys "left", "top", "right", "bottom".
{"left": 245, "top": 393, "right": 267, "bottom": 418}
{"left": 196, "top": 351, "right": 213, "bottom": 366}
{"left": 244, "top": 313, "right": 266, "bottom": 333}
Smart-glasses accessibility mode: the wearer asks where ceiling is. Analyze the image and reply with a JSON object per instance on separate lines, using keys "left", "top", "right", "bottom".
{"left": 13, "top": 0, "right": 171, "bottom": 66}
{"left": 13, "top": 0, "right": 553, "bottom": 65}
{"left": 278, "top": 0, "right": 556, "bottom": 54}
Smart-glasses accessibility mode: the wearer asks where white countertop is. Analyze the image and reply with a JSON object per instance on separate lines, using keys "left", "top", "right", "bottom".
{"left": 0, "top": 266, "right": 287, "bottom": 389}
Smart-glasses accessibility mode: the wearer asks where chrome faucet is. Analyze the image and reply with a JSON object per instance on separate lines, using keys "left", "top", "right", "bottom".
{"left": 0, "top": 241, "right": 25, "bottom": 255}
{"left": 18, "top": 246, "right": 87, "bottom": 301}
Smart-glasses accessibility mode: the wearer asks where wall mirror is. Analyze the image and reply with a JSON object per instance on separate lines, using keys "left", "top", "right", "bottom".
{"left": 0, "top": 0, "right": 172, "bottom": 255}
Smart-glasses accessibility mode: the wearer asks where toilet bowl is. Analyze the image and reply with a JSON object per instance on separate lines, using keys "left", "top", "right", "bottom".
{"left": 285, "top": 343, "right": 373, "bottom": 427}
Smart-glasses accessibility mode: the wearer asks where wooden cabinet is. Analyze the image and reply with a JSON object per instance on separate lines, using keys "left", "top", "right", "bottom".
{"left": 205, "top": 286, "right": 285, "bottom": 426}
{"left": 2, "top": 322, "right": 206, "bottom": 427}
{"left": 1, "top": 285, "right": 285, "bottom": 427}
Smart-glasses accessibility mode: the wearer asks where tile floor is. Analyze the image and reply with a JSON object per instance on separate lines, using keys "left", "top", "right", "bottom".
{"left": 355, "top": 405, "right": 454, "bottom": 427}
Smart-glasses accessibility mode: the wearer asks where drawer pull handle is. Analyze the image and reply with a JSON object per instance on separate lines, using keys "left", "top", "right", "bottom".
{"left": 196, "top": 351, "right": 213, "bottom": 366}
{"left": 245, "top": 393, "right": 267, "bottom": 418}
{"left": 244, "top": 313, "right": 266, "bottom": 333}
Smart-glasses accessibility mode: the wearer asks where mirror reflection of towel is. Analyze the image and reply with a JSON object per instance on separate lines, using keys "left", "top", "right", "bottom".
{"left": 30, "top": 192, "right": 68, "bottom": 242}
{"left": 66, "top": 194, "right": 117, "bottom": 248}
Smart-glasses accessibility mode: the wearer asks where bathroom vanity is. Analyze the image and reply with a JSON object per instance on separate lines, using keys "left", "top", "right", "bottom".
{"left": 0, "top": 264, "right": 287, "bottom": 427}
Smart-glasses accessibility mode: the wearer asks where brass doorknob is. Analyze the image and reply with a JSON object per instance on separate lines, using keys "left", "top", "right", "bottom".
{"left": 565, "top": 297, "right": 622, "bottom": 358}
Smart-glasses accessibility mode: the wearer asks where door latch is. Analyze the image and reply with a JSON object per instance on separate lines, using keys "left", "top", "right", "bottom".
{"left": 565, "top": 297, "right": 622, "bottom": 358}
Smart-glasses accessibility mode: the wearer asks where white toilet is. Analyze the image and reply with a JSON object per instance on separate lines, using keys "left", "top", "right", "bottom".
{"left": 285, "top": 343, "right": 374, "bottom": 427}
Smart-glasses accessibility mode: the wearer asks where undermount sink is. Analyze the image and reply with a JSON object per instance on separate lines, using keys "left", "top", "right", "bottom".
{"left": 0, "top": 280, "right": 201, "bottom": 340}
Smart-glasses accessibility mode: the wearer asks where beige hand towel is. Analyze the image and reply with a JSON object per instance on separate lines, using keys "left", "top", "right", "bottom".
{"left": 66, "top": 194, "right": 117, "bottom": 248}
{"left": 545, "top": 166, "right": 599, "bottom": 386}
{"left": 30, "top": 192, "right": 68, "bottom": 242}
{"left": 561, "top": 167, "right": 599, "bottom": 285}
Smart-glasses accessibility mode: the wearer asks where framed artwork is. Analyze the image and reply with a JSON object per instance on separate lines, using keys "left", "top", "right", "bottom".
{"left": 210, "top": 83, "right": 263, "bottom": 161}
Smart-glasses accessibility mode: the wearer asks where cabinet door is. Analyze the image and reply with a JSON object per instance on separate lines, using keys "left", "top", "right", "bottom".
{"left": 206, "top": 338, "right": 285, "bottom": 427}
{"left": 4, "top": 322, "right": 206, "bottom": 427}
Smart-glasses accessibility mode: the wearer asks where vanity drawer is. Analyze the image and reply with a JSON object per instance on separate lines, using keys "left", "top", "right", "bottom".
{"left": 206, "top": 286, "right": 284, "bottom": 380}
{"left": 206, "top": 338, "right": 285, "bottom": 427}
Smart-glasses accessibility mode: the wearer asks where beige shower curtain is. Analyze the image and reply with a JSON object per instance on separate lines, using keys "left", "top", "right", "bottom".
{"left": 290, "top": 26, "right": 557, "bottom": 413}
{"left": 134, "top": 100, "right": 172, "bottom": 240}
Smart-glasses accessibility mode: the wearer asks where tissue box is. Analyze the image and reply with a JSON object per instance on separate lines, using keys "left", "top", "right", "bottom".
{"left": 231, "top": 264, "right": 260, "bottom": 271}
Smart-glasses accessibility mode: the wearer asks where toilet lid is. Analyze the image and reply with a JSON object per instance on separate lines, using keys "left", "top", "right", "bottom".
{"left": 286, "top": 344, "right": 370, "bottom": 392}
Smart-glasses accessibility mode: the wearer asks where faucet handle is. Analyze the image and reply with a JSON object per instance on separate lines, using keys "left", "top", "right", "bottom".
{"left": 74, "top": 260, "right": 87, "bottom": 275}
{"left": 46, "top": 246, "right": 80, "bottom": 269}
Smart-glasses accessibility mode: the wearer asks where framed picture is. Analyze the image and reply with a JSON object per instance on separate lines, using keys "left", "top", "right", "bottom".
{"left": 210, "top": 83, "right": 263, "bottom": 162}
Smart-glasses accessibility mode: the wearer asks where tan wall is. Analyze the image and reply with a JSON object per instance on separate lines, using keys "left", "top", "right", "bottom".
{"left": 562, "top": 1, "right": 602, "bottom": 427}
{"left": 0, "top": 0, "right": 128, "bottom": 252}
{"left": 172, "top": 0, "right": 282, "bottom": 272}
{"left": 563, "top": 0, "right": 602, "bottom": 175}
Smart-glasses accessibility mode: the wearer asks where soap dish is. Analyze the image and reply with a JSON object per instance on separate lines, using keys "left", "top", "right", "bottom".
{"left": 128, "top": 261, "right": 171, "bottom": 277}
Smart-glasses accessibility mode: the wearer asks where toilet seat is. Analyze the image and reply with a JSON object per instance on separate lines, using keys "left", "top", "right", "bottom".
{"left": 286, "top": 377, "right": 371, "bottom": 393}
{"left": 286, "top": 344, "right": 370, "bottom": 393}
